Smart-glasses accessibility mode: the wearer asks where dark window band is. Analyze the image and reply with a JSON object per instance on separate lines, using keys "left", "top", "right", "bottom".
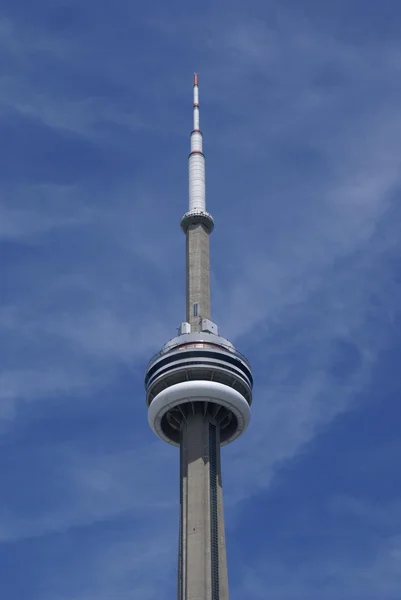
{"left": 145, "top": 349, "right": 253, "bottom": 388}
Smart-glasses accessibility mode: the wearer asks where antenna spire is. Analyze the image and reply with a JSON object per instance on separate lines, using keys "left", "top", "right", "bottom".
{"left": 193, "top": 73, "right": 199, "bottom": 131}
{"left": 189, "top": 73, "right": 204, "bottom": 212}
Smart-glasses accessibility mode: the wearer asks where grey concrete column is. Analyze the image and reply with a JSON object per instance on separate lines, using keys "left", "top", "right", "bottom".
{"left": 178, "top": 409, "right": 229, "bottom": 600}
{"left": 216, "top": 428, "right": 230, "bottom": 600}
{"left": 186, "top": 224, "right": 211, "bottom": 331}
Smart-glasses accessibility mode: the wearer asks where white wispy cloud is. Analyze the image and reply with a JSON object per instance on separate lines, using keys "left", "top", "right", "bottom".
{"left": 0, "top": 439, "right": 177, "bottom": 543}
{"left": 234, "top": 532, "right": 401, "bottom": 600}
{"left": 0, "top": 368, "right": 97, "bottom": 424}
{"left": 39, "top": 531, "right": 177, "bottom": 600}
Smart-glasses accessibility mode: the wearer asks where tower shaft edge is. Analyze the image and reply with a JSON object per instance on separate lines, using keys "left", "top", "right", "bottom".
{"left": 178, "top": 410, "right": 229, "bottom": 600}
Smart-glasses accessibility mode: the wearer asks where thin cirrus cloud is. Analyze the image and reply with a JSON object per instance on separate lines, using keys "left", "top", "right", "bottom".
{"left": 0, "top": 2, "right": 401, "bottom": 599}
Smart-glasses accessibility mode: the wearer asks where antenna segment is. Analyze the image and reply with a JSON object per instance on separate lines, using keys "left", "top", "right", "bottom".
{"left": 189, "top": 73, "right": 205, "bottom": 212}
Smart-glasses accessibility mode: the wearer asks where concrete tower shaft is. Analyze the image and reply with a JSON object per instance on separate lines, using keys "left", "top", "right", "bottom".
{"left": 186, "top": 224, "right": 211, "bottom": 331}
{"left": 178, "top": 409, "right": 229, "bottom": 600}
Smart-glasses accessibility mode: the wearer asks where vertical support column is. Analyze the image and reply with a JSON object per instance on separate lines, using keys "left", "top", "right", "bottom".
{"left": 178, "top": 439, "right": 186, "bottom": 600}
{"left": 178, "top": 409, "right": 229, "bottom": 600}
{"left": 186, "top": 224, "right": 211, "bottom": 331}
{"left": 209, "top": 423, "right": 220, "bottom": 600}
{"left": 216, "top": 429, "right": 229, "bottom": 600}
{"left": 179, "top": 411, "right": 212, "bottom": 600}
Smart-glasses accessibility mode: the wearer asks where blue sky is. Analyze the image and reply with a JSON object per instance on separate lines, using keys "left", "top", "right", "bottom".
{"left": 1, "top": 0, "right": 401, "bottom": 598}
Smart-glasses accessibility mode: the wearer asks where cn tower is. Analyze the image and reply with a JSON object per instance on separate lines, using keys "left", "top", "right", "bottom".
{"left": 144, "top": 74, "right": 253, "bottom": 600}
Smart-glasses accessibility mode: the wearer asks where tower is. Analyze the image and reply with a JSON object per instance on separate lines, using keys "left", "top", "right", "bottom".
{"left": 144, "top": 74, "right": 253, "bottom": 600}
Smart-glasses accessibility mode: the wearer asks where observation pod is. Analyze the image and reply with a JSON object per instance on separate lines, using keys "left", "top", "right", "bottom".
{"left": 145, "top": 332, "right": 253, "bottom": 446}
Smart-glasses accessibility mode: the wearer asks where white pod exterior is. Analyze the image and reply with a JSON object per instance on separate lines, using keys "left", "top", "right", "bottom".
{"left": 148, "top": 380, "right": 251, "bottom": 446}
